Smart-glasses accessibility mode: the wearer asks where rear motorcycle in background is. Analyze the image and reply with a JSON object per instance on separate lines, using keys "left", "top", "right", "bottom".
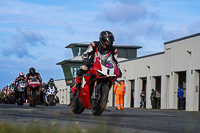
{"left": 1, "top": 90, "right": 9, "bottom": 104}
{"left": 8, "top": 88, "right": 15, "bottom": 104}
{"left": 45, "top": 85, "right": 56, "bottom": 106}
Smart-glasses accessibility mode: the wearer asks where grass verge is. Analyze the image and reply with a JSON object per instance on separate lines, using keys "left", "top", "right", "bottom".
{"left": 0, "top": 120, "right": 118, "bottom": 133}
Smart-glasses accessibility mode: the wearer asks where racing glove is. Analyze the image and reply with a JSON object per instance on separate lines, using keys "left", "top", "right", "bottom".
{"left": 83, "top": 59, "right": 93, "bottom": 66}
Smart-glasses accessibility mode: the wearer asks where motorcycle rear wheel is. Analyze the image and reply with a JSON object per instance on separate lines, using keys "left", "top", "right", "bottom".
{"left": 92, "top": 84, "right": 109, "bottom": 116}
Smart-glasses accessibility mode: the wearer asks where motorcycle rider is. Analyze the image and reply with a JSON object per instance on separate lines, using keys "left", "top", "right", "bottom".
{"left": 26, "top": 67, "right": 42, "bottom": 83}
{"left": 14, "top": 72, "right": 26, "bottom": 99}
{"left": 14, "top": 72, "right": 26, "bottom": 85}
{"left": 26, "top": 67, "right": 42, "bottom": 99}
{"left": 45, "top": 78, "right": 58, "bottom": 103}
{"left": 71, "top": 30, "right": 122, "bottom": 98}
{"left": 45, "top": 78, "right": 57, "bottom": 92}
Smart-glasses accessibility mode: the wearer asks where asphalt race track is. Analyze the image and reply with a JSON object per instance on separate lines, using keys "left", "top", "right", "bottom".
{"left": 0, "top": 103, "right": 200, "bottom": 133}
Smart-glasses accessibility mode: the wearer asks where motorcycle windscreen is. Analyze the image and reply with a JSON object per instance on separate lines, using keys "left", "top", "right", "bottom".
{"left": 100, "top": 53, "right": 115, "bottom": 67}
{"left": 99, "top": 53, "right": 115, "bottom": 76}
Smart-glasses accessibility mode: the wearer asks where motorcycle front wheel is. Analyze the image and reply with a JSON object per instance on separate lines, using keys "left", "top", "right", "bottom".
{"left": 92, "top": 84, "right": 109, "bottom": 116}
{"left": 71, "top": 95, "right": 85, "bottom": 114}
{"left": 30, "top": 91, "right": 36, "bottom": 107}
{"left": 49, "top": 95, "right": 54, "bottom": 106}
{"left": 18, "top": 94, "right": 24, "bottom": 106}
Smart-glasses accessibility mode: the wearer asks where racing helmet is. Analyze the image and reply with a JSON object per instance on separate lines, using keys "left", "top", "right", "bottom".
{"left": 19, "top": 72, "right": 24, "bottom": 77}
{"left": 99, "top": 30, "right": 115, "bottom": 50}
{"left": 29, "top": 67, "right": 35, "bottom": 75}
{"left": 49, "top": 78, "right": 54, "bottom": 84}
{"left": 49, "top": 78, "right": 54, "bottom": 82}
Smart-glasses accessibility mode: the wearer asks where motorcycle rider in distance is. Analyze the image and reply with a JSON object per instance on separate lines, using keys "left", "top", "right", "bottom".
{"left": 45, "top": 78, "right": 58, "bottom": 92}
{"left": 14, "top": 72, "right": 26, "bottom": 85}
{"left": 26, "top": 67, "right": 42, "bottom": 99}
{"left": 45, "top": 78, "right": 58, "bottom": 103}
{"left": 3, "top": 85, "right": 9, "bottom": 102}
{"left": 71, "top": 30, "right": 122, "bottom": 98}
{"left": 26, "top": 67, "right": 42, "bottom": 84}
{"left": 14, "top": 72, "right": 26, "bottom": 100}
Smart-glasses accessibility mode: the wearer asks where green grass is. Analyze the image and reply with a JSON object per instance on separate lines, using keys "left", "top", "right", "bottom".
{"left": 0, "top": 120, "right": 117, "bottom": 133}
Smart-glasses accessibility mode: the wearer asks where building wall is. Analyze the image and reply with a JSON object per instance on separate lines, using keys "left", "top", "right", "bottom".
{"left": 120, "top": 53, "right": 165, "bottom": 108}
{"left": 55, "top": 79, "right": 70, "bottom": 105}
{"left": 119, "top": 34, "right": 200, "bottom": 111}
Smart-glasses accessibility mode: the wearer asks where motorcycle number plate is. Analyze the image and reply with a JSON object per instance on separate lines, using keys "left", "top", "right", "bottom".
{"left": 20, "top": 84, "right": 25, "bottom": 87}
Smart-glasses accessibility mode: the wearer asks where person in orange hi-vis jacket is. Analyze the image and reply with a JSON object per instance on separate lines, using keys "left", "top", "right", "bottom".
{"left": 114, "top": 81, "right": 126, "bottom": 110}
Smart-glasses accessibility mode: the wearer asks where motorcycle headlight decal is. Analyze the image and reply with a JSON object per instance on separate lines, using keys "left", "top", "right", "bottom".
{"left": 97, "top": 70, "right": 105, "bottom": 77}
{"left": 107, "top": 69, "right": 110, "bottom": 75}
{"left": 109, "top": 76, "right": 116, "bottom": 80}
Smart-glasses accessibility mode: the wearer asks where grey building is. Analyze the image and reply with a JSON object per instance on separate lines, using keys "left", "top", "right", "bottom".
{"left": 119, "top": 32, "right": 200, "bottom": 111}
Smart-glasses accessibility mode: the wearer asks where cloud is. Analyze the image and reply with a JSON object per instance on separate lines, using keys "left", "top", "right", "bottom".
{"left": 161, "top": 21, "right": 200, "bottom": 42}
{"left": 109, "top": 22, "right": 163, "bottom": 47}
{"left": 64, "top": 23, "right": 75, "bottom": 35}
{"left": 1, "top": 29, "right": 47, "bottom": 58}
{"left": 94, "top": 0, "right": 162, "bottom": 53}
{"left": 95, "top": 0, "right": 159, "bottom": 23}
{"left": 17, "top": 28, "right": 47, "bottom": 46}
{"left": 113, "top": 0, "right": 143, "bottom": 5}
{"left": 186, "top": 21, "right": 200, "bottom": 34}
{"left": 0, "top": 55, "right": 64, "bottom": 88}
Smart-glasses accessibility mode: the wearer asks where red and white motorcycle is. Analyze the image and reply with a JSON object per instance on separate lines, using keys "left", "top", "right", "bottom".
{"left": 27, "top": 78, "right": 41, "bottom": 107}
{"left": 70, "top": 52, "right": 120, "bottom": 116}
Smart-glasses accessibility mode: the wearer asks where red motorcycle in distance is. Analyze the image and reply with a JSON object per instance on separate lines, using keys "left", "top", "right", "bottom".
{"left": 70, "top": 52, "right": 120, "bottom": 116}
{"left": 27, "top": 78, "right": 41, "bottom": 107}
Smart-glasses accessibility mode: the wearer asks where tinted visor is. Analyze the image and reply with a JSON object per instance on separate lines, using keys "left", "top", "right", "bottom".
{"left": 106, "top": 36, "right": 114, "bottom": 42}
{"left": 30, "top": 69, "right": 35, "bottom": 74}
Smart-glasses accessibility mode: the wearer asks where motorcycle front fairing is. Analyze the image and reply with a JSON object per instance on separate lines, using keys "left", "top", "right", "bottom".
{"left": 28, "top": 79, "right": 41, "bottom": 89}
{"left": 47, "top": 86, "right": 56, "bottom": 95}
{"left": 27, "top": 78, "right": 41, "bottom": 98}
{"left": 18, "top": 81, "right": 26, "bottom": 92}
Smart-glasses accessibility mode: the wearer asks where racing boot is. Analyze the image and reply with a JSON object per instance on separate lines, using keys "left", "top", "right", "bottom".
{"left": 71, "top": 76, "right": 82, "bottom": 100}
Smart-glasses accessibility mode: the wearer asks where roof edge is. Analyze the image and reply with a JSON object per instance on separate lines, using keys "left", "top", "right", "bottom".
{"left": 164, "top": 32, "right": 200, "bottom": 45}
{"left": 119, "top": 52, "right": 164, "bottom": 63}
{"left": 56, "top": 60, "right": 83, "bottom": 65}
{"left": 65, "top": 42, "right": 142, "bottom": 49}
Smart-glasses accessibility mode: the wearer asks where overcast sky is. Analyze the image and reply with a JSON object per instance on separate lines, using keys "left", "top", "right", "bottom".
{"left": 1, "top": 0, "right": 200, "bottom": 88}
